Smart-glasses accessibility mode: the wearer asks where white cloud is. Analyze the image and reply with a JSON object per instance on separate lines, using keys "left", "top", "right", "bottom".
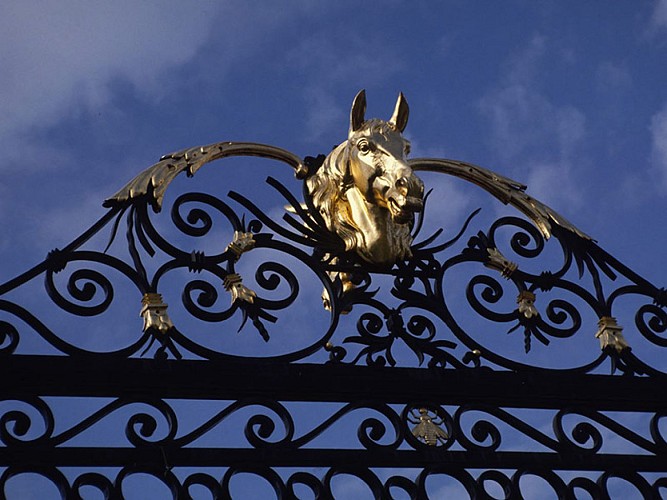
{"left": 595, "top": 62, "right": 632, "bottom": 94}
{"left": 284, "top": 33, "right": 405, "bottom": 142}
{"left": 478, "top": 35, "right": 587, "bottom": 210}
{"left": 0, "top": 0, "right": 327, "bottom": 151}
{"left": 36, "top": 190, "right": 109, "bottom": 246}
{"left": 650, "top": 0, "right": 667, "bottom": 31}
{"left": 285, "top": 33, "right": 404, "bottom": 88}
{"left": 0, "top": 0, "right": 222, "bottom": 165}
{"left": 524, "top": 162, "right": 582, "bottom": 208}
{"left": 650, "top": 103, "right": 667, "bottom": 188}
{"left": 417, "top": 175, "right": 478, "bottom": 238}
{"left": 505, "top": 35, "right": 547, "bottom": 84}
{"left": 302, "top": 87, "right": 347, "bottom": 142}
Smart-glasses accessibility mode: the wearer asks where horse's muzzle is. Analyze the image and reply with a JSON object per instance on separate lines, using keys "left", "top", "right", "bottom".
{"left": 386, "top": 175, "right": 424, "bottom": 224}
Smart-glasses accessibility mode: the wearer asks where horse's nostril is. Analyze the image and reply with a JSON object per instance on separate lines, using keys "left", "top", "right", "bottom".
{"left": 396, "top": 177, "right": 408, "bottom": 188}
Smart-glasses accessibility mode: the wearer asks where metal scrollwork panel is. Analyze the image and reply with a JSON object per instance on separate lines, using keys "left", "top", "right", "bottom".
{"left": 0, "top": 177, "right": 341, "bottom": 361}
{"left": 1, "top": 466, "right": 666, "bottom": 499}
{"left": 1, "top": 398, "right": 665, "bottom": 464}
{"left": 0, "top": 178, "right": 666, "bottom": 377}
{"left": 0, "top": 91, "right": 666, "bottom": 378}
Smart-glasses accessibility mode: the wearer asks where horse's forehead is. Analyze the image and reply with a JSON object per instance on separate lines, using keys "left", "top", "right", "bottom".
{"left": 351, "top": 123, "right": 406, "bottom": 145}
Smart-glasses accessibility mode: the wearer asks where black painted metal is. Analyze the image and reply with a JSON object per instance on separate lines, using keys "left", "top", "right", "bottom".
{"left": 1, "top": 150, "right": 666, "bottom": 498}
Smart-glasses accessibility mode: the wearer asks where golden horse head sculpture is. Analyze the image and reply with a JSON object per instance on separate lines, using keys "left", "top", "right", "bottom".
{"left": 307, "top": 90, "right": 425, "bottom": 266}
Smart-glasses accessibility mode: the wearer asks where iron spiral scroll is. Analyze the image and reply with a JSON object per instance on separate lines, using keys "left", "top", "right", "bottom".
{"left": 1, "top": 92, "right": 667, "bottom": 497}
{"left": 0, "top": 395, "right": 666, "bottom": 497}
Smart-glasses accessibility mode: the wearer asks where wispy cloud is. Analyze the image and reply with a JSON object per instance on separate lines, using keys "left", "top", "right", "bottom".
{"left": 650, "top": 103, "right": 667, "bottom": 188}
{"left": 284, "top": 32, "right": 406, "bottom": 141}
{"left": 649, "top": 0, "right": 667, "bottom": 32}
{"left": 302, "top": 87, "right": 348, "bottom": 142}
{"left": 523, "top": 162, "right": 582, "bottom": 208}
{"left": 0, "top": 1, "right": 222, "bottom": 167}
{"left": 595, "top": 62, "right": 632, "bottom": 94}
{"left": 477, "top": 35, "right": 587, "bottom": 209}
{"left": 284, "top": 30, "right": 404, "bottom": 89}
{"left": 0, "top": 0, "right": 339, "bottom": 276}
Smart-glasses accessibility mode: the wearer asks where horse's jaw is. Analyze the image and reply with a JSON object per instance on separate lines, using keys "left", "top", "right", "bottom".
{"left": 371, "top": 168, "right": 424, "bottom": 226}
{"left": 387, "top": 197, "right": 422, "bottom": 225}
{"left": 343, "top": 188, "right": 413, "bottom": 266}
{"left": 360, "top": 223, "right": 413, "bottom": 266}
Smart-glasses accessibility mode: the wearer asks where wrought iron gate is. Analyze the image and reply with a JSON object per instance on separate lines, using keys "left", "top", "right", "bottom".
{"left": 1, "top": 93, "right": 666, "bottom": 498}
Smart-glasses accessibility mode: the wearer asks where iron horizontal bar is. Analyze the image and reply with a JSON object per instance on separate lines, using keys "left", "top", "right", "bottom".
{"left": 2, "top": 355, "right": 665, "bottom": 411}
{"left": 0, "top": 447, "right": 665, "bottom": 472}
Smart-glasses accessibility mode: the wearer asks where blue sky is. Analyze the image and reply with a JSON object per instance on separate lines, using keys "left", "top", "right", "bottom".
{"left": 1, "top": 0, "right": 667, "bottom": 497}
{"left": 3, "top": 0, "right": 667, "bottom": 366}
{"left": 1, "top": 0, "right": 666, "bottom": 280}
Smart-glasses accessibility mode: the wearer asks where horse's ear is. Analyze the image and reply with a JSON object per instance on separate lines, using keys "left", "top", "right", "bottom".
{"left": 350, "top": 89, "right": 366, "bottom": 133}
{"left": 389, "top": 92, "right": 409, "bottom": 132}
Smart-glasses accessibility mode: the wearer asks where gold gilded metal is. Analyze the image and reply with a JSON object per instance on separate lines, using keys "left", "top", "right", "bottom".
{"left": 410, "top": 408, "right": 448, "bottom": 446}
{"left": 225, "top": 231, "right": 255, "bottom": 260}
{"left": 104, "top": 142, "right": 307, "bottom": 212}
{"left": 306, "top": 90, "right": 425, "bottom": 266}
{"left": 595, "top": 316, "right": 629, "bottom": 352}
{"left": 223, "top": 273, "right": 256, "bottom": 305}
{"left": 517, "top": 290, "right": 538, "bottom": 319}
{"left": 485, "top": 247, "right": 518, "bottom": 278}
{"left": 409, "top": 158, "right": 590, "bottom": 240}
{"left": 140, "top": 293, "right": 175, "bottom": 334}
{"left": 321, "top": 271, "right": 355, "bottom": 312}
{"left": 105, "top": 90, "right": 591, "bottom": 270}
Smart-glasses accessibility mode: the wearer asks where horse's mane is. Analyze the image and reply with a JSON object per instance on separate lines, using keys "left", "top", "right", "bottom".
{"left": 307, "top": 141, "right": 360, "bottom": 252}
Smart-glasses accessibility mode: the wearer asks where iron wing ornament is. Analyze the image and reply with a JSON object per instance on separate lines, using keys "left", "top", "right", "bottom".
{"left": 105, "top": 142, "right": 308, "bottom": 212}
{"left": 105, "top": 89, "right": 589, "bottom": 262}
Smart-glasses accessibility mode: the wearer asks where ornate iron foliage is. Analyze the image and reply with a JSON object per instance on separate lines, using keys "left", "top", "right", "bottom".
{"left": 1, "top": 157, "right": 665, "bottom": 373}
{"left": 1, "top": 92, "right": 667, "bottom": 498}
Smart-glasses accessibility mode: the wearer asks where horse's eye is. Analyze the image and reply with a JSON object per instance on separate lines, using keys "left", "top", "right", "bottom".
{"left": 404, "top": 144, "right": 411, "bottom": 156}
{"left": 357, "top": 140, "right": 371, "bottom": 153}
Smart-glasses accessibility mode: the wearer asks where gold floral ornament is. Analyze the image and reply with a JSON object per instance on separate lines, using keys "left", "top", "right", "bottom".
{"left": 485, "top": 247, "right": 518, "bottom": 278}
{"left": 517, "top": 290, "right": 538, "bottom": 319}
{"left": 223, "top": 273, "right": 274, "bottom": 342}
{"left": 140, "top": 293, "right": 175, "bottom": 334}
{"left": 410, "top": 408, "right": 449, "bottom": 446}
{"left": 223, "top": 273, "right": 256, "bottom": 305}
{"left": 225, "top": 231, "right": 255, "bottom": 260}
{"left": 595, "top": 316, "right": 629, "bottom": 353}
{"left": 140, "top": 293, "right": 182, "bottom": 359}
{"left": 322, "top": 271, "right": 355, "bottom": 312}
{"left": 508, "top": 290, "right": 546, "bottom": 353}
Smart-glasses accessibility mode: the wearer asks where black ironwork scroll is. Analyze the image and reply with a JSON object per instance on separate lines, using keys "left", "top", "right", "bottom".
{"left": 0, "top": 389, "right": 665, "bottom": 498}
{"left": 0, "top": 148, "right": 664, "bottom": 376}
